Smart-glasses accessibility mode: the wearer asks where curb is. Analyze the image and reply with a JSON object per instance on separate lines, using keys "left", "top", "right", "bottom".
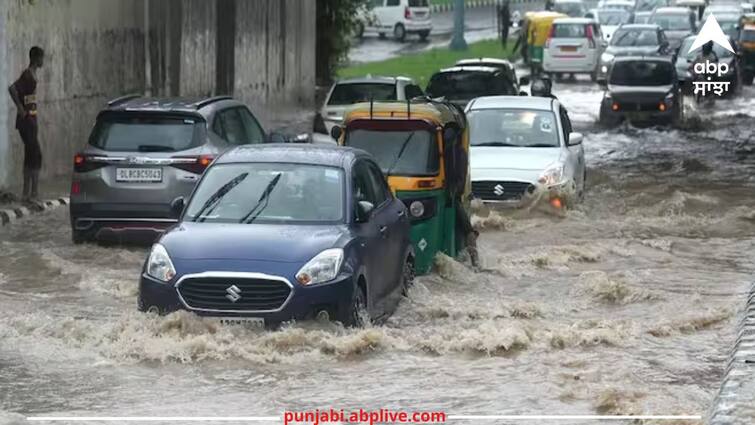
{"left": 708, "top": 281, "right": 755, "bottom": 424}
{"left": 0, "top": 197, "right": 69, "bottom": 227}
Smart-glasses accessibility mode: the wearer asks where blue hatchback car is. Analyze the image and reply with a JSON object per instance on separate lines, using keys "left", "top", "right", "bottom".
{"left": 138, "top": 144, "right": 414, "bottom": 327}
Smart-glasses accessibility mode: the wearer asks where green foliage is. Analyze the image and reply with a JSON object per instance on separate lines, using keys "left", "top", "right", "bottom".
{"left": 317, "top": 0, "right": 370, "bottom": 84}
{"left": 338, "top": 39, "right": 516, "bottom": 87}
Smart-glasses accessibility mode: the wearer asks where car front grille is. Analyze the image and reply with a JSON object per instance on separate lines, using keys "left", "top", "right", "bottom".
{"left": 472, "top": 181, "right": 535, "bottom": 202}
{"left": 177, "top": 275, "right": 292, "bottom": 312}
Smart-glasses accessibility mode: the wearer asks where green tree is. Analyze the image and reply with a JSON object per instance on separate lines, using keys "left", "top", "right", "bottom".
{"left": 316, "top": 0, "right": 369, "bottom": 85}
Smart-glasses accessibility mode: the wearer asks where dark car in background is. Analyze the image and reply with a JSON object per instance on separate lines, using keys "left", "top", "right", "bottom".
{"left": 425, "top": 66, "right": 520, "bottom": 107}
{"left": 597, "top": 24, "right": 672, "bottom": 79}
{"left": 675, "top": 35, "right": 741, "bottom": 94}
{"left": 648, "top": 7, "right": 697, "bottom": 50}
{"left": 70, "top": 96, "right": 267, "bottom": 244}
{"left": 138, "top": 144, "right": 413, "bottom": 327}
{"left": 599, "top": 56, "right": 681, "bottom": 126}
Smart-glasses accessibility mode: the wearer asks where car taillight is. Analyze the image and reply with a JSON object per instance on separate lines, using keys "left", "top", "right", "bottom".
{"left": 611, "top": 102, "right": 620, "bottom": 111}
{"left": 545, "top": 25, "right": 555, "bottom": 48}
{"left": 586, "top": 25, "right": 596, "bottom": 48}
{"left": 313, "top": 113, "right": 328, "bottom": 134}
{"left": 170, "top": 155, "right": 214, "bottom": 174}
{"left": 73, "top": 154, "right": 107, "bottom": 173}
{"left": 405, "top": 6, "right": 411, "bottom": 19}
{"left": 70, "top": 181, "right": 81, "bottom": 195}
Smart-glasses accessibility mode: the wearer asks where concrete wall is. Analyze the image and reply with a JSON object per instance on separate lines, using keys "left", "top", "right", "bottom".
{"left": 0, "top": 0, "right": 317, "bottom": 190}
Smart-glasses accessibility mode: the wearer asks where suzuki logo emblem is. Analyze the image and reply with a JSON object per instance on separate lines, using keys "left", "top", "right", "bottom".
{"left": 225, "top": 285, "right": 242, "bottom": 302}
{"left": 493, "top": 184, "right": 505, "bottom": 196}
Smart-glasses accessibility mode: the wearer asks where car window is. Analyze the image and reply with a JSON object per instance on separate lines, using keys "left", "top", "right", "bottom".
{"left": 610, "top": 60, "right": 673, "bottom": 86}
{"left": 365, "top": 162, "right": 390, "bottom": 206}
{"left": 353, "top": 161, "right": 379, "bottom": 208}
{"left": 651, "top": 13, "right": 693, "bottom": 31}
{"left": 328, "top": 83, "right": 397, "bottom": 106}
{"left": 610, "top": 29, "right": 659, "bottom": 46}
{"left": 405, "top": 84, "right": 424, "bottom": 99}
{"left": 426, "top": 71, "right": 516, "bottom": 99}
{"left": 386, "top": 0, "right": 399, "bottom": 6}
{"left": 742, "top": 29, "right": 755, "bottom": 42}
{"left": 345, "top": 129, "right": 439, "bottom": 176}
{"left": 597, "top": 9, "right": 631, "bottom": 24}
{"left": 370, "top": 0, "right": 384, "bottom": 7}
{"left": 468, "top": 109, "right": 561, "bottom": 148}
{"left": 237, "top": 107, "right": 265, "bottom": 144}
{"left": 409, "top": 0, "right": 428, "bottom": 6}
{"left": 89, "top": 114, "right": 202, "bottom": 152}
{"left": 553, "top": 23, "right": 587, "bottom": 38}
{"left": 217, "top": 109, "right": 247, "bottom": 145}
{"left": 559, "top": 107, "right": 572, "bottom": 142}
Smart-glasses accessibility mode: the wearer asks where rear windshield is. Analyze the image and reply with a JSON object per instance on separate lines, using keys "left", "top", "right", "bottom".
{"left": 742, "top": 29, "right": 755, "bottom": 41}
{"left": 598, "top": 10, "right": 631, "bottom": 25}
{"left": 633, "top": 13, "right": 652, "bottom": 23}
{"left": 553, "top": 23, "right": 588, "bottom": 37}
{"left": 554, "top": 2, "right": 584, "bottom": 16}
{"left": 680, "top": 37, "right": 734, "bottom": 58}
{"left": 409, "top": 0, "right": 429, "bottom": 6}
{"left": 610, "top": 61, "right": 673, "bottom": 86}
{"left": 328, "top": 83, "right": 396, "bottom": 106}
{"left": 345, "top": 129, "right": 439, "bottom": 176}
{"left": 426, "top": 71, "right": 516, "bottom": 100}
{"left": 610, "top": 29, "right": 659, "bottom": 46}
{"left": 651, "top": 13, "right": 693, "bottom": 31}
{"left": 89, "top": 115, "right": 203, "bottom": 152}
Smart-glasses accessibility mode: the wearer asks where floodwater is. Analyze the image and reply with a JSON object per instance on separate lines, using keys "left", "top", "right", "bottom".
{"left": 2, "top": 83, "right": 755, "bottom": 425}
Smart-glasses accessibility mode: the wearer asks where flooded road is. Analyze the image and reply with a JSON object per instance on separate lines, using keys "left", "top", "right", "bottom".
{"left": 2, "top": 83, "right": 755, "bottom": 425}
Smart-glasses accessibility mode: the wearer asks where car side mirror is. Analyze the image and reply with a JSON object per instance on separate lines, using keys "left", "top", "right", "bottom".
{"left": 355, "top": 200, "right": 374, "bottom": 223}
{"left": 568, "top": 132, "right": 584, "bottom": 146}
{"left": 170, "top": 197, "right": 185, "bottom": 219}
{"left": 330, "top": 125, "right": 343, "bottom": 141}
{"left": 519, "top": 76, "right": 530, "bottom": 86}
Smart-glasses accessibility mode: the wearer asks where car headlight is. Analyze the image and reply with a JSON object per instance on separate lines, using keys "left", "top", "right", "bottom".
{"left": 296, "top": 248, "right": 344, "bottom": 285}
{"left": 146, "top": 244, "right": 176, "bottom": 283}
{"left": 600, "top": 52, "right": 614, "bottom": 63}
{"left": 538, "top": 163, "right": 566, "bottom": 187}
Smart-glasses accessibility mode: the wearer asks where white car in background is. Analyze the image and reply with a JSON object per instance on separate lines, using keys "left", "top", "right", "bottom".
{"left": 543, "top": 18, "right": 605, "bottom": 80}
{"left": 312, "top": 76, "right": 425, "bottom": 144}
{"left": 466, "top": 96, "right": 586, "bottom": 208}
{"left": 359, "top": 0, "right": 432, "bottom": 42}
{"left": 586, "top": 6, "right": 633, "bottom": 41}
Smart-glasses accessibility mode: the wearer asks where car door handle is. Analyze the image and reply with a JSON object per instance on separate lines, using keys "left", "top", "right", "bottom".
{"left": 397, "top": 210, "right": 405, "bottom": 217}
{"left": 379, "top": 225, "right": 388, "bottom": 235}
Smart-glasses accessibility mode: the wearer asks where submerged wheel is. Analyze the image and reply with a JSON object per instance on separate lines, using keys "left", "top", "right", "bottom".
{"left": 341, "top": 282, "right": 369, "bottom": 327}
{"left": 394, "top": 24, "right": 406, "bottom": 42}
{"left": 71, "top": 229, "right": 86, "bottom": 245}
{"left": 401, "top": 257, "right": 415, "bottom": 296}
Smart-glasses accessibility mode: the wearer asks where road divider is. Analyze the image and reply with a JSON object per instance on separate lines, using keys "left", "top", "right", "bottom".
{"left": 0, "top": 197, "right": 69, "bottom": 226}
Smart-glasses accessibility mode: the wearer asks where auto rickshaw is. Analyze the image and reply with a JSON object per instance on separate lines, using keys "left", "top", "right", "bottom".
{"left": 332, "top": 100, "right": 471, "bottom": 275}
{"left": 740, "top": 23, "right": 755, "bottom": 85}
{"left": 521, "top": 11, "right": 568, "bottom": 73}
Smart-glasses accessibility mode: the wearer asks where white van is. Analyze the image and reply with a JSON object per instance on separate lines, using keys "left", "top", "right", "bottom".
{"left": 542, "top": 18, "right": 604, "bottom": 80}
{"left": 360, "top": 0, "right": 432, "bottom": 41}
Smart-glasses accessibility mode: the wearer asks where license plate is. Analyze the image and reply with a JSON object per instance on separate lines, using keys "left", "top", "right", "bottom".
{"left": 560, "top": 46, "right": 578, "bottom": 52}
{"left": 116, "top": 168, "right": 162, "bottom": 182}
{"left": 216, "top": 317, "right": 265, "bottom": 328}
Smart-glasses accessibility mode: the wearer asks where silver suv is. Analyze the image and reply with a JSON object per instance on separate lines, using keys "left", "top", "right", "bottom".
{"left": 69, "top": 95, "right": 266, "bottom": 244}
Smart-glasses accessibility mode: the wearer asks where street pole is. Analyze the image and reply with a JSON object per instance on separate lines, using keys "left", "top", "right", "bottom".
{"left": 449, "top": 0, "right": 467, "bottom": 50}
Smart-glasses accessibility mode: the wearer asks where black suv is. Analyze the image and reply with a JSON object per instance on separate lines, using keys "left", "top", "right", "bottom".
{"left": 426, "top": 66, "right": 522, "bottom": 107}
{"left": 70, "top": 95, "right": 268, "bottom": 244}
{"left": 599, "top": 56, "right": 681, "bottom": 127}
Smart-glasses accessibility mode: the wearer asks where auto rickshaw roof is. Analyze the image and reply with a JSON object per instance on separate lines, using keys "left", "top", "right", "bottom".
{"left": 524, "top": 11, "right": 569, "bottom": 20}
{"left": 343, "top": 100, "right": 464, "bottom": 127}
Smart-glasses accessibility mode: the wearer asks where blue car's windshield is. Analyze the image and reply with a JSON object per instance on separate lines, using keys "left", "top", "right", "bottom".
{"left": 185, "top": 163, "right": 344, "bottom": 224}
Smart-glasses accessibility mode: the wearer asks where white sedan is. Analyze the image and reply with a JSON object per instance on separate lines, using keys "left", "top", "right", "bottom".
{"left": 466, "top": 96, "right": 586, "bottom": 208}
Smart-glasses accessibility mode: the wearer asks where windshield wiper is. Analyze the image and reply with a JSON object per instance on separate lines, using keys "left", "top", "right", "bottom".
{"left": 386, "top": 131, "right": 416, "bottom": 175}
{"left": 192, "top": 173, "right": 249, "bottom": 222}
{"left": 239, "top": 173, "right": 283, "bottom": 224}
{"left": 474, "top": 141, "right": 519, "bottom": 147}
{"left": 523, "top": 143, "right": 557, "bottom": 148}
{"left": 138, "top": 144, "right": 175, "bottom": 152}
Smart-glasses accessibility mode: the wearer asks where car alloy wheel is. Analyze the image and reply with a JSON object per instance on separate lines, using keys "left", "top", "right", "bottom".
{"left": 401, "top": 257, "right": 415, "bottom": 297}
{"left": 344, "top": 284, "right": 369, "bottom": 328}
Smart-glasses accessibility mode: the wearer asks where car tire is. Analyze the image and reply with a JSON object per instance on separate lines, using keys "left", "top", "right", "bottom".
{"left": 418, "top": 30, "right": 430, "bottom": 41}
{"left": 71, "top": 229, "right": 87, "bottom": 245}
{"left": 598, "top": 107, "right": 619, "bottom": 128}
{"left": 394, "top": 24, "right": 406, "bottom": 42}
{"left": 341, "top": 281, "right": 369, "bottom": 328}
{"left": 401, "top": 256, "right": 415, "bottom": 297}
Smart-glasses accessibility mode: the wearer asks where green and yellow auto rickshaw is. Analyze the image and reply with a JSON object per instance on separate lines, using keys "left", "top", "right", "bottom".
{"left": 333, "top": 100, "right": 471, "bottom": 275}
{"left": 522, "top": 11, "right": 567, "bottom": 73}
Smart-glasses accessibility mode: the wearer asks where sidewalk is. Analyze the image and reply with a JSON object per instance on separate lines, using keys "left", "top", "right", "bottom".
{"left": 0, "top": 176, "right": 70, "bottom": 226}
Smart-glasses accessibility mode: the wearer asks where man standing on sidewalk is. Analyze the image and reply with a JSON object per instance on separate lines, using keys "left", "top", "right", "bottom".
{"left": 7, "top": 46, "right": 44, "bottom": 202}
{"left": 498, "top": 0, "right": 511, "bottom": 49}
